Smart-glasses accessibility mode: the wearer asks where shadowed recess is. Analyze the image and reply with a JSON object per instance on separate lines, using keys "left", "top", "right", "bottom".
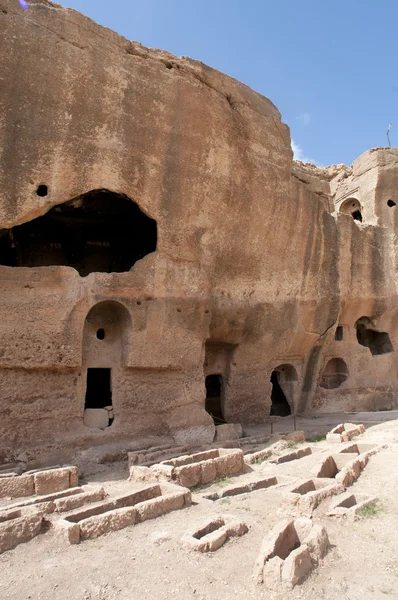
{"left": 270, "top": 370, "right": 292, "bottom": 416}
{"left": 320, "top": 358, "right": 349, "bottom": 389}
{"left": 355, "top": 316, "right": 394, "bottom": 356}
{"left": 205, "top": 374, "right": 226, "bottom": 425}
{"left": 340, "top": 197, "right": 363, "bottom": 223}
{"left": 0, "top": 189, "right": 157, "bottom": 276}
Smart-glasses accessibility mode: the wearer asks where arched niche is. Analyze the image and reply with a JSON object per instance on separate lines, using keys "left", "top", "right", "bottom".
{"left": 83, "top": 300, "right": 132, "bottom": 368}
{"left": 82, "top": 301, "right": 131, "bottom": 430}
{"left": 270, "top": 364, "right": 298, "bottom": 416}
{"left": 319, "top": 358, "right": 349, "bottom": 389}
{"left": 0, "top": 189, "right": 157, "bottom": 276}
{"left": 339, "top": 198, "right": 363, "bottom": 223}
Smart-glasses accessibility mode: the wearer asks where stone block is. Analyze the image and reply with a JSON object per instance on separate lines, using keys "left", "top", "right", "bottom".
{"left": 54, "top": 487, "right": 107, "bottom": 513}
{"left": 79, "top": 506, "right": 138, "bottom": 540}
{"left": 0, "top": 508, "right": 22, "bottom": 523}
{"left": 181, "top": 515, "right": 248, "bottom": 553}
{"left": 289, "top": 480, "right": 316, "bottom": 495}
{"left": 262, "top": 556, "right": 283, "bottom": 588}
{"left": 281, "top": 544, "right": 312, "bottom": 588}
{"left": 254, "top": 518, "right": 331, "bottom": 588}
{"left": 83, "top": 409, "right": 109, "bottom": 429}
{"left": 55, "top": 519, "right": 80, "bottom": 545}
{"left": 0, "top": 475, "right": 35, "bottom": 499}
{"left": 68, "top": 467, "right": 79, "bottom": 488}
{"left": 272, "top": 446, "right": 312, "bottom": 464}
{"left": 253, "top": 519, "right": 299, "bottom": 582}
{"left": 338, "top": 444, "right": 359, "bottom": 454}
{"left": 214, "top": 423, "right": 243, "bottom": 442}
{"left": 0, "top": 511, "right": 43, "bottom": 554}
{"left": 135, "top": 492, "right": 185, "bottom": 522}
{"left": 311, "top": 455, "right": 338, "bottom": 478}
{"left": 294, "top": 517, "right": 313, "bottom": 543}
{"left": 150, "top": 464, "right": 174, "bottom": 480}
{"left": 329, "top": 493, "right": 356, "bottom": 511}
{"left": 213, "top": 450, "right": 244, "bottom": 477}
{"left": 333, "top": 453, "right": 358, "bottom": 471}
{"left": 203, "top": 529, "right": 228, "bottom": 552}
{"left": 34, "top": 468, "right": 70, "bottom": 495}
{"left": 200, "top": 461, "right": 217, "bottom": 485}
{"left": 277, "top": 431, "right": 306, "bottom": 443}
{"left": 326, "top": 433, "right": 343, "bottom": 443}
{"left": 35, "top": 501, "right": 56, "bottom": 514}
{"left": 128, "top": 466, "right": 155, "bottom": 483}
{"left": 175, "top": 464, "right": 201, "bottom": 488}
{"left": 224, "top": 520, "right": 249, "bottom": 538}
{"left": 166, "top": 450, "right": 219, "bottom": 467}
{"left": 302, "top": 525, "right": 330, "bottom": 563}
{"left": 7, "top": 486, "right": 82, "bottom": 510}
{"left": 300, "top": 483, "right": 345, "bottom": 514}
{"left": 329, "top": 424, "right": 345, "bottom": 434}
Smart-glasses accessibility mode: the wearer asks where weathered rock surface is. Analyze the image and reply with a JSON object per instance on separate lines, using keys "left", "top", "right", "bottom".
{"left": 1, "top": 0, "right": 398, "bottom": 458}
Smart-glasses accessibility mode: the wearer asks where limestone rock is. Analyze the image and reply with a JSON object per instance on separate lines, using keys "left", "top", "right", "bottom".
{"left": 83, "top": 409, "right": 109, "bottom": 430}
{"left": 214, "top": 423, "right": 243, "bottom": 442}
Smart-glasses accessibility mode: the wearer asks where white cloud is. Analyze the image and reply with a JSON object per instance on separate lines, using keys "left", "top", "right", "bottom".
{"left": 291, "top": 139, "right": 317, "bottom": 165}
{"left": 298, "top": 112, "right": 311, "bottom": 126}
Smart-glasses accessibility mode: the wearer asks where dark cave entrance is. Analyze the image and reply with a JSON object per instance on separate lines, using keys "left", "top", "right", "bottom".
{"left": 0, "top": 189, "right": 157, "bottom": 276}
{"left": 205, "top": 374, "right": 226, "bottom": 425}
{"left": 355, "top": 317, "right": 394, "bottom": 356}
{"left": 270, "top": 370, "right": 292, "bottom": 417}
{"left": 85, "top": 368, "right": 112, "bottom": 411}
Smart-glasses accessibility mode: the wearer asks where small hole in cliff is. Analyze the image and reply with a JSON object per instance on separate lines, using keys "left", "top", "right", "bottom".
{"left": 136, "top": 300, "right": 141, "bottom": 306}
{"left": 164, "top": 61, "right": 173, "bottom": 69}
{"left": 205, "top": 309, "right": 210, "bottom": 314}
{"left": 36, "top": 185, "right": 48, "bottom": 197}
{"left": 352, "top": 210, "right": 362, "bottom": 222}
{"left": 387, "top": 199, "right": 396, "bottom": 207}
{"left": 335, "top": 326, "right": 343, "bottom": 341}
{"left": 177, "top": 308, "right": 182, "bottom": 313}
{"left": 96, "top": 328, "right": 105, "bottom": 340}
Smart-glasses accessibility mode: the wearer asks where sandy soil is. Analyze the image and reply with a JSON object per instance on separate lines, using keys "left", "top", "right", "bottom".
{"left": 1, "top": 416, "right": 398, "bottom": 600}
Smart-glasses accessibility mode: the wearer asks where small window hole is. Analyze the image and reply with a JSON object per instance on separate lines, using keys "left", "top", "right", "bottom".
{"left": 352, "top": 210, "right": 363, "bottom": 222}
{"left": 36, "top": 185, "right": 48, "bottom": 197}
{"left": 335, "top": 326, "right": 343, "bottom": 341}
{"left": 96, "top": 328, "right": 105, "bottom": 340}
{"left": 387, "top": 199, "right": 396, "bottom": 207}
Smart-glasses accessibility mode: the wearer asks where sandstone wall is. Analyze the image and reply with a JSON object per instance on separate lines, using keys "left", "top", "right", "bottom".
{"left": 0, "top": 0, "right": 397, "bottom": 458}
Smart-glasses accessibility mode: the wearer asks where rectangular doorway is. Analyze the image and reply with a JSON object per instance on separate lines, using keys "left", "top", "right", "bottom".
{"left": 85, "top": 368, "right": 112, "bottom": 409}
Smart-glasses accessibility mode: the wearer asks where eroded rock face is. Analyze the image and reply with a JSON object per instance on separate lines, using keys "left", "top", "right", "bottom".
{"left": 0, "top": 0, "right": 397, "bottom": 458}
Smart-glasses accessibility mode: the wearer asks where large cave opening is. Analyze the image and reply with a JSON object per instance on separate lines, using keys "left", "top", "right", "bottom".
{"left": 0, "top": 189, "right": 157, "bottom": 276}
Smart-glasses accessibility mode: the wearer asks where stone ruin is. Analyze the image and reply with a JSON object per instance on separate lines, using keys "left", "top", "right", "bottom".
{"left": 1, "top": 0, "right": 398, "bottom": 463}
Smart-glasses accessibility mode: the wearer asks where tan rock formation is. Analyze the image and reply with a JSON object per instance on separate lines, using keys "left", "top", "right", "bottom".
{"left": 0, "top": 0, "right": 397, "bottom": 459}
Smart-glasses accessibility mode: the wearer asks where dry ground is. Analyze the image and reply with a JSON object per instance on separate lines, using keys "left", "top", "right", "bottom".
{"left": 1, "top": 415, "right": 398, "bottom": 600}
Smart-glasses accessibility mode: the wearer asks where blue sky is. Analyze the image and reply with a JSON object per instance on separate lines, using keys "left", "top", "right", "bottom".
{"left": 55, "top": 0, "right": 398, "bottom": 166}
